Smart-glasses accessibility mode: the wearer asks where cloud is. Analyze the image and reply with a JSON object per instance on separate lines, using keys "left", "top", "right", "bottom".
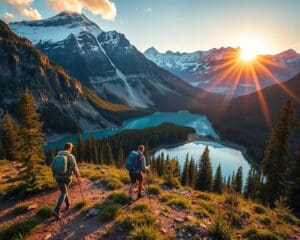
{"left": 46, "top": 0, "right": 116, "bottom": 21}
{"left": 5, "top": 0, "right": 42, "bottom": 20}
{"left": 2, "top": 12, "right": 16, "bottom": 23}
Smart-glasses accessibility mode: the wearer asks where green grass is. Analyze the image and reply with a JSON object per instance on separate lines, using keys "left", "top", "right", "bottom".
{"left": 127, "top": 226, "right": 162, "bottom": 240}
{"left": 195, "top": 199, "right": 216, "bottom": 214}
{"left": 195, "top": 208, "right": 210, "bottom": 219}
{"left": 208, "top": 216, "right": 232, "bottom": 240}
{"left": 148, "top": 185, "right": 161, "bottom": 195}
{"left": 36, "top": 205, "right": 54, "bottom": 219}
{"left": 132, "top": 203, "right": 151, "bottom": 212}
{"left": 118, "top": 211, "right": 157, "bottom": 231}
{"left": 253, "top": 205, "right": 267, "bottom": 214}
{"left": 12, "top": 202, "right": 32, "bottom": 215}
{"left": 196, "top": 192, "right": 211, "bottom": 201}
{"left": 242, "top": 227, "right": 279, "bottom": 240}
{"left": 0, "top": 217, "right": 40, "bottom": 240}
{"left": 94, "top": 191, "right": 129, "bottom": 222}
{"left": 99, "top": 204, "right": 121, "bottom": 222}
{"left": 74, "top": 200, "right": 90, "bottom": 210}
{"left": 161, "top": 193, "right": 190, "bottom": 210}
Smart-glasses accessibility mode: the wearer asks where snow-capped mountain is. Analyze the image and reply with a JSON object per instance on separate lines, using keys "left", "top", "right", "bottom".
{"left": 9, "top": 12, "right": 212, "bottom": 109}
{"left": 144, "top": 47, "right": 300, "bottom": 96}
{"left": 0, "top": 20, "right": 133, "bottom": 134}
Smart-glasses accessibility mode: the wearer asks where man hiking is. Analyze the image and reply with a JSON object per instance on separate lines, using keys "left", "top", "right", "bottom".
{"left": 51, "top": 142, "right": 80, "bottom": 219}
{"left": 126, "top": 145, "right": 149, "bottom": 201}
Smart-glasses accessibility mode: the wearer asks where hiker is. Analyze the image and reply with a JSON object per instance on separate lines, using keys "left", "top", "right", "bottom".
{"left": 126, "top": 145, "right": 149, "bottom": 201}
{"left": 51, "top": 142, "right": 80, "bottom": 219}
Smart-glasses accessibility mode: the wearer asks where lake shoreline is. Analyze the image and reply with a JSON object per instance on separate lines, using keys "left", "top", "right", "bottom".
{"left": 150, "top": 133, "right": 260, "bottom": 171}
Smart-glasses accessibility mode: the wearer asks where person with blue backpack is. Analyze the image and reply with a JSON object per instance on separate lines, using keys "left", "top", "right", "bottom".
{"left": 126, "top": 145, "right": 149, "bottom": 201}
{"left": 51, "top": 142, "right": 80, "bottom": 220}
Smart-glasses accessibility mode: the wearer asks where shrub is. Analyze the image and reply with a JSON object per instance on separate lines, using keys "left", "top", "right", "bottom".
{"left": 99, "top": 204, "right": 121, "bottom": 222}
{"left": 127, "top": 226, "right": 161, "bottom": 240}
{"left": 13, "top": 202, "right": 31, "bottom": 215}
{"left": 196, "top": 200, "right": 216, "bottom": 214}
{"left": 208, "top": 216, "right": 232, "bottom": 240}
{"left": 197, "top": 192, "right": 211, "bottom": 201}
{"left": 0, "top": 217, "right": 40, "bottom": 240}
{"left": 253, "top": 205, "right": 267, "bottom": 214}
{"left": 161, "top": 193, "right": 190, "bottom": 210}
{"left": 36, "top": 205, "right": 54, "bottom": 219}
{"left": 259, "top": 216, "right": 272, "bottom": 226}
{"left": 195, "top": 208, "right": 210, "bottom": 219}
{"left": 242, "top": 227, "right": 279, "bottom": 240}
{"left": 276, "top": 212, "right": 300, "bottom": 226}
{"left": 119, "top": 212, "right": 156, "bottom": 231}
{"left": 106, "top": 191, "right": 129, "bottom": 205}
{"left": 98, "top": 175, "right": 123, "bottom": 190}
{"left": 74, "top": 200, "right": 89, "bottom": 210}
{"left": 148, "top": 185, "right": 161, "bottom": 195}
{"left": 132, "top": 203, "right": 151, "bottom": 212}
{"left": 224, "top": 192, "right": 239, "bottom": 207}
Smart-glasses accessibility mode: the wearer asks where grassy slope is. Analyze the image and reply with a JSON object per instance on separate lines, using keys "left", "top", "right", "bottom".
{"left": 0, "top": 162, "right": 299, "bottom": 240}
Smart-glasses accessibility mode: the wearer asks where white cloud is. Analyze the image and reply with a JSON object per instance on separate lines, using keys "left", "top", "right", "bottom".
{"left": 46, "top": 0, "right": 116, "bottom": 21}
{"left": 5, "top": 0, "right": 42, "bottom": 20}
{"left": 2, "top": 12, "right": 16, "bottom": 23}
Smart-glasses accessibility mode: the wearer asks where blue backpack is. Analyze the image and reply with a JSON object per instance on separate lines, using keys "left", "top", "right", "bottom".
{"left": 126, "top": 151, "right": 142, "bottom": 173}
{"left": 52, "top": 154, "right": 68, "bottom": 176}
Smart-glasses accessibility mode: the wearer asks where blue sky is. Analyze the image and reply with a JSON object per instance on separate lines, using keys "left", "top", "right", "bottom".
{"left": 1, "top": 0, "right": 299, "bottom": 53}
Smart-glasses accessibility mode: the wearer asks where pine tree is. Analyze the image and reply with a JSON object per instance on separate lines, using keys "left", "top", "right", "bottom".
{"left": 188, "top": 157, "right": 197, "bottom": 188}
{"left": 196, "top": 146, "right": 213, "bottom": 192}
{"left": 244, "top": 168, "right": 255, "bottom": 199}
{"left": 234, "top": 166, "right": 243, "bottom": 194}
{"left": 213, "top": 164, "right": 223, "bottom": 194}
{"left": 226, "top": 175, "right": 231, "bottom": 190}
{"left": 181, "top": 154, "right": 190, "bottom": 186}
{"left": 117, "top": 146, "right": 125, "bottom": 168}
{"left": 18, "top": 89, "right": 45, "bottom": 180}
{"left": 1, "top": 113, "right": 21, "bottom": 161}
{"left": 261, "top": 100, "right": 296, "bottom": 206}
{"left": 104, "top": 144, "right": 114, "bottom": 165}
{"left": 288, "top": 144, "right": 300, "bottom": 214}
{"left": 76, "top": 132, "right": 84, "bottom": 163}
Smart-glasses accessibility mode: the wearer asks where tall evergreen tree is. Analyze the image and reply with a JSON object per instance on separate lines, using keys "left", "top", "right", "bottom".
{"left": 234, "top": 166, "right": 243, "bottom": 194}
{"left": 288, "top": 144, "right": 300, "bottom": 214}
{"left": 196, "top": 146, "right": 213, "bottom": 192}
{"left": 18, "top": 89, "right": 45, "bottom": 180}
{"left": 181, "top": 154, "right": 190, "bottom": 186}
{"left": 188, "top": 157, "right": 197, "bottom": 188}
{"left": 117, "top": 146, "right": 125, "bottom": 168}
{"left": 213, "top": 164, "right": 223, "bottom": 194}
{"left": 1, "top": 113, "right": 21, "bottom": 161}
{"left": 261, "top": 100, "right": 296, "bottom": 206}
{"left": 76, "top": 132, "right": 84, "bottom": 162}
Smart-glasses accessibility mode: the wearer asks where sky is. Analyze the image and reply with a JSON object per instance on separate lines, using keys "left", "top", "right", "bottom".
{"left": 0, "top": 0, "right": 299, "bottom": 54}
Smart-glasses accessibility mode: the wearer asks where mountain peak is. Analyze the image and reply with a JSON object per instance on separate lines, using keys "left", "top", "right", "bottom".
{"left": 144, "top": 47, "right": 159, "bottom": 55}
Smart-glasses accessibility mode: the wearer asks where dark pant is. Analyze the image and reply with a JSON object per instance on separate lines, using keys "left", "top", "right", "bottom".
{"left": 129, "top": 172, "right": 143, "bottom": 184}
{"left": 55, "top": 179, "right": 71, "bottom": 212}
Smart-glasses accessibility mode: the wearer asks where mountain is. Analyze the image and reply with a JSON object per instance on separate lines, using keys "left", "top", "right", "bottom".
{"left": 144, "top": 47, "right": 300, "bottom": 97}
{"left": 0, "top": 20, "right": 135, "bottom": 135}
{"left": 211, "top": 73, "right": 300, "bottom": 161}
{"left": 9, "top": 12, "right": 219, "bottom": 110}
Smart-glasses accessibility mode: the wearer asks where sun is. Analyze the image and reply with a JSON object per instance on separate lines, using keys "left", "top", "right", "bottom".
{"left": 238, "top": 38, "right": 264, "bottom": 62}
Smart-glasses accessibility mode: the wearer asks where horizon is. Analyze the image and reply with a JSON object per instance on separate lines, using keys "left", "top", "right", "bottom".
{"left": 0, "top": 0, "right": 299, "bottom": 54}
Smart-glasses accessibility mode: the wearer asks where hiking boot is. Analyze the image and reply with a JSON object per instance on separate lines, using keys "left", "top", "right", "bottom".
{"left": 53, "top": 209, "right": 61, "bottom": 220}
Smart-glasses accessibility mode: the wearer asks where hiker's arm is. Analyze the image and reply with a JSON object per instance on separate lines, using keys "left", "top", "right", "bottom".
{"left": 70, "top": 156, "right": 80, "bottom": 178}
{"left": 141, "top": 156, "right": 146, "bottom": 172}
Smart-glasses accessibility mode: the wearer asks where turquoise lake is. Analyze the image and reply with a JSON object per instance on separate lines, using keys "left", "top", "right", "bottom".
{"left": 47, "top": 110, "right": 252, "bottom": 182}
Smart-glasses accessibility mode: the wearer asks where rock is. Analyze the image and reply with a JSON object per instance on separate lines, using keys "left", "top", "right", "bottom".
{"left": 174, "top": 218, "right": 185, "bottom": 223}
{"left": 85, "top": 208, "right": 100, "bottom": 218}
{"left": 185, "top": 215, "right": 194, "bottom": 221}
{"left": 80, "top": 224, "right": 84, "bottom": 229}
{"left": 43, "top": 233, "right": 52, "bottom": 240}
{"left": 200, "top": 223, "right": 207, "bottom": 230}
{"left": 161, "top": 228, "right": 167, "bottom": 234}
{"left": 160, "top": 211, "right": 169, "bottom": 217}
{"left": 28, "top": 203, "right": 38, "bottom": 210}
